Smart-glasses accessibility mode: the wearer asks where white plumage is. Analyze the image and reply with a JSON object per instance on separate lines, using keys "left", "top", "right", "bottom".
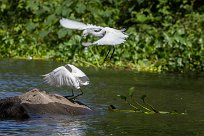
{"left": 59, "top": 18, "right": 128, "bottom": 46}
{"left": 43, "top": 64, "right": 89, "bottom": 91}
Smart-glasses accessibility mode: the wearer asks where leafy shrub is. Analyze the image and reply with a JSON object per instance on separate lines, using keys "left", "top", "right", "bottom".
{"left": 0, "top": 0, "right": 204, "bottom": 72}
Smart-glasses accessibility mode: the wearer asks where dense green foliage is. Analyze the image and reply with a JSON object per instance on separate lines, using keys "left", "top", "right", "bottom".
{"left": 1, "top": 0, "right": 204, "bottom": 72}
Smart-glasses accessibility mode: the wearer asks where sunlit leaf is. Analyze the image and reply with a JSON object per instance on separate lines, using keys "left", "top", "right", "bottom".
{"left": 136, "top": 13, "right": 148, "bottom": 23}
{"left": 128, "top": 87, "right": 135, "bottom": 98}
{"left": 144, "top": 111, "right": 155, "bottom": 115}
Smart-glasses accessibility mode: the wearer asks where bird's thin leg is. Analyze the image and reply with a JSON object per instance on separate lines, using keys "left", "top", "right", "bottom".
{"left": 109, "top": 47, "right": 115, "bottom": 60}
{"left": 102, "top": 48, "right": 112, "bottom": 64}
{"left": 64, "top": 89, "right": 74, "bottom": 99}
{"left": 71, "top": 89, "right": 74, "bottom": 96}
{"left": 69, "top": 89, "right": 84, "bottom": 100}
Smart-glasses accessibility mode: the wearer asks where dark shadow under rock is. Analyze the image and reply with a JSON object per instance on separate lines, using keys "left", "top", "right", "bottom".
{"left": 0, "top": 97, "right": 30, "bottom": 120}
{"left": 0, "top": 88, "right": 93, "bottom": 120}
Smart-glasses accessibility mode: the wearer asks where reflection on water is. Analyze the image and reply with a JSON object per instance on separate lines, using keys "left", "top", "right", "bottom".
{"left": 55, "top": 118, "right": 87, "bottom": 136}
{"left": 0, "top": 116, "right": 87, "bottom": 136}
{"left": 0, "top": 59, "right": 204, "bottom": 136}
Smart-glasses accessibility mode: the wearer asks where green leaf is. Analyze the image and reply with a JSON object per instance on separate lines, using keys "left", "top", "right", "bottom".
{"left": 39, "top": 30, "right": 50, "bottom": 38}
{"left": 57, "top": 29, "right": 67, "bottom": 38}
{"left": 26, "top": 22, "right": 36, "bottom": 31}
{"left": 136, "top": 13, "right": 148, "bottom": 23}
{"left": 128, "top": 87, "right": 135, "bottom": 98}
{"left": 46, "top": 14, "right": 56, "bottom": 25}
{"left": 75, "top": 3, "right": 86, "bottom": 14}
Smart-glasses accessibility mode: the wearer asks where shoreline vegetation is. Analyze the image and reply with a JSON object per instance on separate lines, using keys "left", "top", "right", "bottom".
{"left": 1, "top": 0, "right": 204, "bottom": 73}
{"left": 3, "top": 57, "right": 163, "bottom": 73}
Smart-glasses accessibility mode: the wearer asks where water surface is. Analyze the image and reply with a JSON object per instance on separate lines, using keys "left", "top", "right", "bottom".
{"left": 0, "top": 59, "right": 203, "bottom": 136}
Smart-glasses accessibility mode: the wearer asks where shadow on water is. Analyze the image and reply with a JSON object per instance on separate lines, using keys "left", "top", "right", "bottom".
{"left": 0, "top": 59, "right": 204, "bottom": 136}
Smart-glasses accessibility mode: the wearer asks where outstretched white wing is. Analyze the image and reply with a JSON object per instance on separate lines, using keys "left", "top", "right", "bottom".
{"left": 93, "top": 27, "right": 128, "bottom": 45}
{"left": 43, "top": 66, "right": 80, "bottom": 89}
{"left": 60, "top": 18, "right": 102, "bottom": 30}
{"left": 66, "top": 64, "right": 89, "bottom": 85}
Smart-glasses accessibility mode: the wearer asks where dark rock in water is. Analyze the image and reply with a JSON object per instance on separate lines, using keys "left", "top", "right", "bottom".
{"left": 0, "top": 88, "right": 93, "bottom": 120}
{"left": 0, "top": 97, "right": 30, "bottom": 120}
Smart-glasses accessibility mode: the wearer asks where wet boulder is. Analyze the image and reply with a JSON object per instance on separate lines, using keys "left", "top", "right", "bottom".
{"left": 0, "top": 97, "right": 29, "bottom": 120}
{"left": 0, "top": 88, "right": 93, "bottom": 120}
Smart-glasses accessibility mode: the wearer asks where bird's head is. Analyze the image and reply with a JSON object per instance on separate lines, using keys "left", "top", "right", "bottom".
{"left": 82, "top": 30, "right": 88, "bottom": 38}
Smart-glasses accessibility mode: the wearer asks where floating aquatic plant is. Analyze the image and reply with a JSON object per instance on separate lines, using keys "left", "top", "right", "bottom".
{"left": 109, "top": 87, "right": 186, "bottom": 115}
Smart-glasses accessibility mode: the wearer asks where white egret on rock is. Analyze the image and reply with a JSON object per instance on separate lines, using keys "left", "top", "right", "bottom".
{"left": 43, "top": 64, "right": 89, "bottom": 99}
{"left": 59, "top": 18, "right": 128, "bottom": 62}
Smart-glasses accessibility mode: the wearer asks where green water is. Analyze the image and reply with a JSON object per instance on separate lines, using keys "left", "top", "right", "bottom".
{"left": 0, "top": 59, "right": 203, "bottom": 136}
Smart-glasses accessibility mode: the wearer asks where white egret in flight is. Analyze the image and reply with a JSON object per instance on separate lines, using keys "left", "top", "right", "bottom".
{"left": 59, "top": 18, "right": 128, "bottom": 62}
{"left": 43, "top": 64, "right": 89, "bottom": 99}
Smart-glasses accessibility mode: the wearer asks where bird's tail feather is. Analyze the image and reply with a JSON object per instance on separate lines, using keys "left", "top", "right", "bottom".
{"left": 120, "top": 28, "right": 126, "bottom": 32}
